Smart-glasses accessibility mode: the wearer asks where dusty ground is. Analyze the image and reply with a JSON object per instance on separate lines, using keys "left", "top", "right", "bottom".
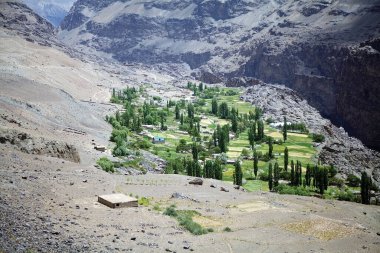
{"left": 0, "top": 27, "right": 380, "bottom": 253}
{"left": 1, "top": 149, "right": 380, "bottom": 252}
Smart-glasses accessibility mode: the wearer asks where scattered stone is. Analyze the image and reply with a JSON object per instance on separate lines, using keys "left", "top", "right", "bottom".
{"left": 220, "top": 187, "right": 229, "bottom": 192}
{"left": 70, "top": 182, "right": 74, "bottom": 186}
{"left": 210, "top": 184, "right": 216, "bottom": 188}
{"left": 22, "top": 176, "right": 27, "bottom": 179}
{"left": 82, "top": 180, "right": 87, "bottom": 183}
{"left": 188, "top": 178, "right": 203, "bottom": 185}
{"left": 131, "top": 237, "right": 136, "bottom": 241}
{"left": 171, "top": 192, "right": 199, "bottom": 202}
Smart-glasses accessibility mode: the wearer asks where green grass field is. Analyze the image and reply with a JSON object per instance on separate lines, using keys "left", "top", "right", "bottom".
{"left": 125, "top": 86, "right": 319, "bottom": 191}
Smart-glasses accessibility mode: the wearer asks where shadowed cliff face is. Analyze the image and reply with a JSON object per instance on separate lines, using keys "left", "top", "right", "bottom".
{"left": 58, "top": 0, "right": 380, "bottom": 150}
{"left": 240, "top": 40, "right": 380, "bottom": 150}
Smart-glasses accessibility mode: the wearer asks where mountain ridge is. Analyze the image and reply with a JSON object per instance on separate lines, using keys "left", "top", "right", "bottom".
{"left": 59, "top": 0, "right": 380, "bottom": 151}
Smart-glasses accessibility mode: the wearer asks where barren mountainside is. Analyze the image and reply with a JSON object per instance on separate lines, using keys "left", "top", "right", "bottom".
{"left": 59, "top": 0, "right": 380, "bottom": 151}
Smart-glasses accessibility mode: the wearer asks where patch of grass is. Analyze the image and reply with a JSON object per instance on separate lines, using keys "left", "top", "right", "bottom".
{"left": 274, "top": 184, "right": 313, "bottom": 196}
{"left": 96, "top": 157, "right": 115, "bottom": 173}
{"left": 163, "top": 206, "right": 210, "bottom": 235}
{"left": 138, "top": 197, "right": 151, "bottom": 206}
{"left": 243, "top": 180, "right": 269, "bottom": 192}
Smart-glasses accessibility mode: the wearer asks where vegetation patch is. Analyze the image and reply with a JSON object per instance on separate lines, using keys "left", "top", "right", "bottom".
{"left": 96, "top": 157, "right": 115, "bottom": 173}
{"left": 163, "top": 205, "right": 211, "bottom": 235}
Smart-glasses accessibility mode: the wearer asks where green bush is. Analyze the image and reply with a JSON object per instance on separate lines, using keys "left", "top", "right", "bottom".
{"left": 274, "top": 184, "right": 312, "bottom": 196}
{"left": 112, "top": 144, "right": 129, "bottom": 157}
{"left": 324, "top": 187, "right": 359, "bottom": 202}
{"left": 163, "top": 205, "right": 177, "bottom": 217}
{"left": 96, "top": 157, "right": 115, "bottom": 173}
{"left": 280, "top": 171, "right": 291, "bottom": 181}
{"left": 223, "top": 227, "right": 232, "bottom": 232}
{"left": 347, "top": 174, "right": 360, "bottom": 187}
{"left": 311, "top": 133, "right": 325, "bottom": 143}
{"left": 328, "top": 177, "right": 345, "bottom": 188}
{"left": 258, "top": 171, "right": 269, "bottom": 181}
{"left": 110, "top": 127, "right": 128, "bottom": 142}
{"left": 138, "top": 197, "right": 151, "bottom": 206}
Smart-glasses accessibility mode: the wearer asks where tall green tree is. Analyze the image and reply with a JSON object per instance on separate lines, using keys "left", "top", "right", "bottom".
{"left": 194, "top": 161, "right": 201, "bottom": 177}
{"left": 192, "top": 143, "right": 199, "bottom": 161}
{"left": 219, "top": 102, "right": 229, "bottom": 119}
{"left": 248, "top": 121, "right": 256, "bottom": 149}
{"left": 234, "top": 160, "right": 243, "bottom": 186}
{"left": 274, "top": 162, "right": 279, "bottom": 188}
{"left": 305, "top": 164, "right": 311, "bottom": 186}
{"left": 268, "top": 137, "right": 273, "bottom": 158}
{"left": 284, "top": 147, "right": 289, "bottom": 172}
{"left": 253, "top": 150, "right": 259, "bottom": 178}
{"left": 211, "top": 98, "right": 218, "bottom": 115}
{"left": 175, "top": 104, "right": 180, "bottom": 120}
{"left": 283, "top": 116, "right": 288, "bottom": 142}
{"left": 361, "top": 171, "right": 371, "bottom": 205}
{"left": 268, "top": 163, "right": 273, "bottom": 191}
{"left": 290, "top": 160, "right": 295, "bottom": 185}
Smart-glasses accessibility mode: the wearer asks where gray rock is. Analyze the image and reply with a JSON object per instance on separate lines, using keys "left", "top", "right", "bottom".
{"left": 188, "top": 178, "right": 203, "bottom": 185}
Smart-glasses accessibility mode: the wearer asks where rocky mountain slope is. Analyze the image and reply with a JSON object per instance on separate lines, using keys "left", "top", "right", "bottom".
{"left": 23, "top": 0, "right": 70, "bottom": 26}
{"left": 241, "top": 83, "right": 380, "bottom": 186}
{"left": 59, "top": 0, "right": 380, "bottom": 151}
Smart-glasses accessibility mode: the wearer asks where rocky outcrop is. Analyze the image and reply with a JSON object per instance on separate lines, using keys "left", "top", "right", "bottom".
{"left": 240, "top": 40, "right": 380, "bottom": 151}
{"left": 242, "top": 84, "right": 380, "bottom": 186}
{"left": 0, "top": 129, "right": 80, "bottom": 163}
{"left": 0, "top": 1, "right": 57, "bottom": 46}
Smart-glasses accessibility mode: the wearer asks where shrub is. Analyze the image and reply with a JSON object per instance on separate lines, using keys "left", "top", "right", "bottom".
{"left": 328, "top": 177, "right": 345, "bottom": 188}
{"left": 280, "top": 171, "right": 291, "bottom": 180}
{"left": 258, "top": 171, "right": 269, "bottom": 181}
{"left": 311, "top": 133, "right": 325, "bottom": 143}
{"left": 328, "top": 165, "right": 338, "bottom": 178}
{"left": 274, "top": 184, "right": 312, "bottom": 196}
{"left": 347, "top": 174, "right": 360, "bottom": 187}
{"left": 138, "top": 197, "right": 151, "bottom": 206}
{"left": 163, "top": 205, "right": 177, "bottom": 217}
{"left": 223, "top": 227, "right": 232, "bottom": 232}
{"left": 96, "top": 157, "right": 114, "bottom": 173}
{"left": 110, "top": 127, "right": 128, "bottom": 142}
{"left": 112, "top": 144, "right": 129, "bottom": 157}
{"left": 324, "top": 187, "right": 359, "bottom": 202}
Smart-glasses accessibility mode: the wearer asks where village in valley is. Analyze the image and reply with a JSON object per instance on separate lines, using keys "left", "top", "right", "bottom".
{"left": 96, "top": 81, "right": 368, "bottom": 205}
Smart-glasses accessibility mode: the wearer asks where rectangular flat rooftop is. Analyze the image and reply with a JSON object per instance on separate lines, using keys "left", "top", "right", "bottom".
{"left": 98, "top": 193, "right": 138, "bottom": 208}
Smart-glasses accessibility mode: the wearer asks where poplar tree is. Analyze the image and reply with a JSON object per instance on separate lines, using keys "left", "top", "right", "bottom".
{"left": 253, "top": 150, "right": 259, "bottom": 178}
{"left": 283, "top": 116, "right": 287, "bottom": 142}
{"left": 268, "top": 163, "right": 273, "bottom": 191}
{"left": 290, "top": 160, "right": 295, "bottom": 185}
{"left": 361, "top": 171, "right": 371, "bottom": 205}
{"left": 233, "top": 160, "right": 243, "bottom": 186}
{"left": 268, "top": 137, "right": 273, "bottom": 158}
{"left": 211, "top": 98, "right": 218, "bottom": 115}
{"left": 284, "top": 147, "right": 289, "bottom": 171}
{"left": 274, "top": 162, "right": 279, "bottom": 188}
{"left": 305, "top": 164, "right": 311, "bottom": 186}
{"left": 175, "top": 104, "right": 180, "bottom": 119}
